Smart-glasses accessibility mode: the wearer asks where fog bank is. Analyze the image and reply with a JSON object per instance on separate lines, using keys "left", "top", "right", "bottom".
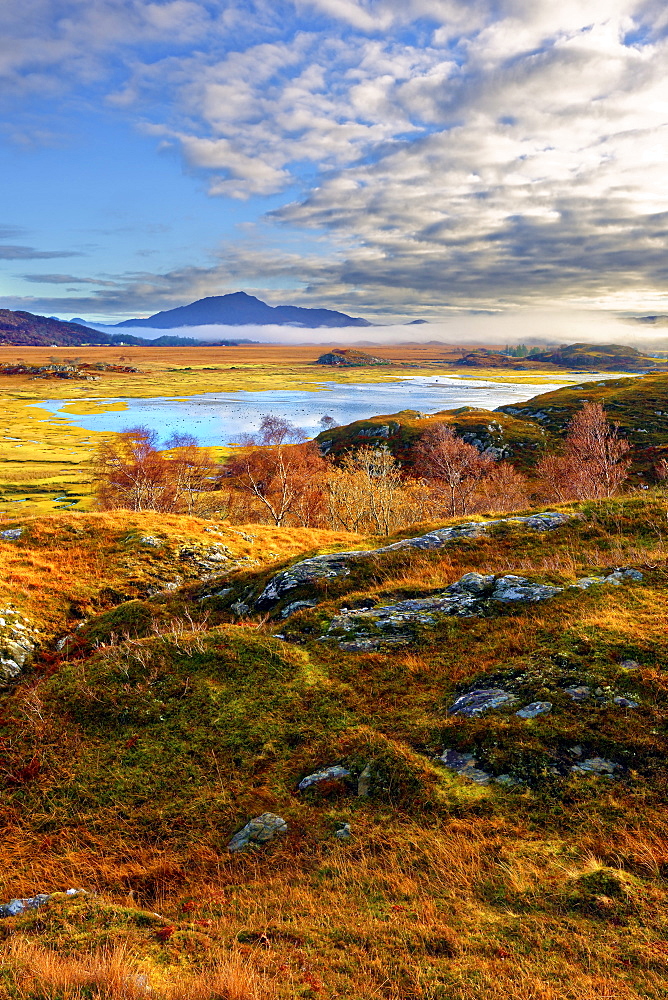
{"left": 90, "top": 310, "right": 668, "bottom": 350}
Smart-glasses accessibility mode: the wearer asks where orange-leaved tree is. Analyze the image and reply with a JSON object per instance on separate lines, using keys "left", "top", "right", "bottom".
{"left": 227, "top": 415, "right": 327, "bottom": 526}
{"left": 536, "top": 401, "right": 630, "bottom": 501}
{"left": 93, "top": 427, "right": 220, "bottom": 513}
{"left": 326, "top": 446, "right": 419, "bottom": 535}
{"left": 414, "top": 424, "right": 493, "bottom": 516}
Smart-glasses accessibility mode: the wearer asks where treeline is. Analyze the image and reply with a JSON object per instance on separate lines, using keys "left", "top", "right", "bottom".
{"left": 92, "top": 403, "right": 641, "bottom": 534}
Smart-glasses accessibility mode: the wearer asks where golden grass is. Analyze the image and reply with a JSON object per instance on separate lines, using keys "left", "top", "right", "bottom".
{"left": 1, "top": 938, "right": 276, "bottom": 1000}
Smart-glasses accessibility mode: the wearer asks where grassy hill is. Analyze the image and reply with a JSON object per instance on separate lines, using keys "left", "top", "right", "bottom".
{"left": 0, "top": 497, "right": 667, "bottom": 998}
{"left": 532, "top": 343, "right": 664, "bottom": 372}
{"left": 316, "top": 373, "right": 668, "bottom": 478}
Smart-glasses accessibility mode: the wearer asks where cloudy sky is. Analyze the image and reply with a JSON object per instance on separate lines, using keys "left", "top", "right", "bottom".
{"left": 1, "top": 0, "right": 667, "bottom": 328}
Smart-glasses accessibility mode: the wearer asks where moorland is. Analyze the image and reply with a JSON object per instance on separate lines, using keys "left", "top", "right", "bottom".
{"left": 0, "top": 343, "right": 577, "bottom": 518}
{"left": 0, "top": 343, "right": 667, "bottom": 1000}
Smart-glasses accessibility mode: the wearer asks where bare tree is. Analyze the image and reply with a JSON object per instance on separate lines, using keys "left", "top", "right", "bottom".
{"left": 228, "top": 415, "right": 325, "bottom": 526}
{"left": 93, "top": 427, "right": 220, "bottom": 514}
{"left": 326, "top": 446, "right": 416, "bottom": 535}
{"left": 415, "top": 424, "right": 493, "bottom": 516}
{"left": 537, "top": 401, "right": 630, "bottom": 501}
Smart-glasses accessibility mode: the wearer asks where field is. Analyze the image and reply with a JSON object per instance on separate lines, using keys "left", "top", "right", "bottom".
{"left": 0, "top": 344, "right": 580, "bottom": 518}
{"left": 0, "top": 496, "right": 667, "bottom": 999}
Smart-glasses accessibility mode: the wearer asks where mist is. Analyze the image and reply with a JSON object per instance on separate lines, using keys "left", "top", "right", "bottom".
{"left": 89, "top": 310, "right": 668, "bottom": 351}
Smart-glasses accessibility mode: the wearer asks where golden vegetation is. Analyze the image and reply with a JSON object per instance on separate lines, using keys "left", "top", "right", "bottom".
{"left": 0, "top": 495, "right": 667, "bottom": 997}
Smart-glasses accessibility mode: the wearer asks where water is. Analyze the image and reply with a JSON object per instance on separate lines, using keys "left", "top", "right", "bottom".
{"left": 33, "top": 375, "right": 570, "bottom": 447}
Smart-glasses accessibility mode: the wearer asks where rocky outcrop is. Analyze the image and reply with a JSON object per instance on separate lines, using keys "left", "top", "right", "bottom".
{"left": 0, "top": 607, "right": 39, "bottom": 683}
{"left": 315, "top": 348, "right": 389, "bottom": 367}
{"left": 227, "top": 813, "right": 288, "bottom": 852}
{"left": 298, "top": 765, "right": 351, "bottom": 792}
{"left": 256, "top": 511, "right": 573, "bottom": 613}
{"left": 0, "top": 888, "right": 83, "bottom": 918}
{"left": 323, "top": 568, "right": 642, "bottom": 650}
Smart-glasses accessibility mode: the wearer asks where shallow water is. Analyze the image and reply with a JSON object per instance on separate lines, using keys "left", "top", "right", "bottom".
{"left": 33, "top": 375, "right": 571, "bottom": 447}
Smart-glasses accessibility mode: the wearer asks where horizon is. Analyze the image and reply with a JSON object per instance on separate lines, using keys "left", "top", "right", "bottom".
{"left": 1, "top": 2, "right": 667, "bottom": 333}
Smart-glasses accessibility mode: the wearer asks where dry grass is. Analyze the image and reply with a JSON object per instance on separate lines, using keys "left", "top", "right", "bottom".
{"left": 1, "top": 938, "right": 275, "bottom": 1000}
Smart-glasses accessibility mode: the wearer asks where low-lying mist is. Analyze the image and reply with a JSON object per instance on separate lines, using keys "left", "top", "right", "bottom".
{"left": 90, "top": 310, "right": 668, "bottom": 350}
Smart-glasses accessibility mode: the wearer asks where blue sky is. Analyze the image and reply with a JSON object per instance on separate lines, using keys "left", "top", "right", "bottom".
{"left": 1, "top": 0, "right": 667, "bottom": 326}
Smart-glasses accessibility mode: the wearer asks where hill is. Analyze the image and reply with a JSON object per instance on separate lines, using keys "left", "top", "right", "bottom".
{"left": 315, "top": 347, "right": 390, "bottom": 366}
{"left": 0, "top": 309, "right": 120, "bottom": 347}
{"left": 532, "top": 343, "right": 663, "bottom": 372}
{"left": 0, "top": 497, "right": 667, "bottom": 997}
{"left": 115, "top": 291, "right": 371, "bottom": 328}
{"left": 0, "top": 309, "right": 257, "bottom": 347}
{"left": 315, "top": 373, "right": 668, "bottom": 477}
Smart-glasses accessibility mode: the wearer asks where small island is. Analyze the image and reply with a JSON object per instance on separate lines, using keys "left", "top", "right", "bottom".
{"left": 315, "top": 347, "right": 391, "bottom": 367}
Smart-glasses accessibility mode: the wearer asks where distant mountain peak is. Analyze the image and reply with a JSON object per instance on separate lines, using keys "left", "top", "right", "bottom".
{"left": 115, "top": 292, "right": 371, "bottom": 329}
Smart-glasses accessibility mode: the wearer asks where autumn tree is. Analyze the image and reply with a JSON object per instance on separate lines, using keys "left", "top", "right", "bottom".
{"left": 536, "top": 401, "right": 630, "bottom": 501}
{"left": 228, "top": 415, "right": 327, "bottom": 527}
{"left": 474, "top": 460, "right": 530, "bottom": 513}
{"left": 326, "top": 446, "right": 423, "bottom": 535}
{"left": 93, "top": 426, "right": 220, "bottom": 514}
{"left": 414, "top": 424, "right": 493, "bottom": 516}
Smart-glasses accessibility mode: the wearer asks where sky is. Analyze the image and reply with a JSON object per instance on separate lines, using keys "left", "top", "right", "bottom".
{"left": 1, "top": 0, "right": 667, "bottom": 333}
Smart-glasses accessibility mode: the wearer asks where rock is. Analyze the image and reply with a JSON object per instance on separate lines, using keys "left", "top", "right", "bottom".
{"left": 280, "top": 600, "right": 318, "bottom": 619}
{"left": 571, "top": 757, "right": 617, "bottom": 776}
{"left": 227, "top": 813, "right": 288, "bottom": 852}
{"left": 0, "top": 658, "right": 21, "bottom": 681}
{"left": 449, "top": 689, "right": 518, "bottom": 717}
{"left": 619, "top": 660, "right": 641, "bottom": 672}
{"left": 298, "top": 765, "right": 351, "bottom": 792}
{"left": 334, "top": 823, "right": 352, "bottom": 840}
{"left": 494, "top": 774, "right": 523, "bottom": 787}
{"left": 325, "top": 571, "right": 568, "bottom": 649}
{"left": 0, "top": 528, "right": 23, "bottom": 541}
{"left": 571, "top": 576, "right": 607, "bottom": 589}
{"left": 139, "top": 535, "right": 162, "bottom": 547}
{"left": 230, "top": 602, "right": 250, "bottom": 617}
{"left": 604, "top": 568, "right": 643, "bottom": 586}
{"left": 438, "top": 748, "right": 493, "bottom": 785}
{"left": 613, "top": 696, "right": 639, "bottom": 708}
{"left": 255, "top": 511, "right": 573, "bottom": 611}
{"left": 0, "top": 889, "right": 84, "bottom": 919}
{"left": 564, "top": 685, "right": 590, "bottom": 701}
{"left": 516, "top": 701, "right": 552, "bottom": 719}
{"left": 491, "top": 576, "right": 561, "bottom": 602}
{"left": 357, "top": 763, "right": 373, "bottom": 797}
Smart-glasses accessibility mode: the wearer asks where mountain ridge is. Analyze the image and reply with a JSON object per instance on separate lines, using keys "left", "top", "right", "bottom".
{"left": 114, "top": 291, "right": 371, "bottom": 328}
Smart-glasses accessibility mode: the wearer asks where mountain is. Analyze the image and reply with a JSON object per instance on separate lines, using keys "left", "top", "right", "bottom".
{"left": 0, "top": 309, "right": 119, "bottom": 347}
{"left": 115, "top": 291, "right": 371, "bottom": 328}
{"left": 0, "top": 309, "right": 255, "bottom": 347}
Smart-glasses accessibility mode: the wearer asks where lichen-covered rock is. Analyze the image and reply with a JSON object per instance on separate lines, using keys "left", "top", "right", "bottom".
{"left": 281, "top": 599, "right": 318, "bottom": 619}
{"left": 438, "top": 749, "right": 493, "bottom": 784}
{"left": 449, "top": 689, "right": 518, "bottom": 717}
{"left": 227, "top": 813, "right": 288, "bottom": 852}
{"left": 0, "top": 527, "right": 23, "bottom": 541}
{"left": 321, "top": 564, "right": 643, "bottom": 651}
{"left": 298, "top": 765, "right": 351, "bottom": 791}
{"left": 564, "top": 685, "right": 590, "bottom": 701}
{"left": 255, "top": 511, "right": 573, "bottom": 611}
{"left": 491, "top": 576, "right": 561, "bottom": 602}
{"left": 0, "top": 888, "right": 82, "bottom": 919}
{"left": 571, "top": 757, "right": 617, "bottom": 776}
{"left": 516, "top": 701, "right": 552, "bottom": 719}
{"left": 0, "top": 607, "right": 38, "bottom": 684}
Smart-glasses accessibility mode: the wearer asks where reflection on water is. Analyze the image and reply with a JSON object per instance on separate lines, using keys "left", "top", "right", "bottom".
{"left": 33, "top": 375, "right": 571, "bottom": 447}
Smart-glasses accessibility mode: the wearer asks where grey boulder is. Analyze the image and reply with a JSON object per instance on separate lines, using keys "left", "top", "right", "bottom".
{"left": 227, "top": 813, "right": 288, "bottom": 852}
{"left": 449, "top": 689, "right": 518, "bottom": 717}
{"left": 298, "top": 765, "right": 351, "bottom": 791}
